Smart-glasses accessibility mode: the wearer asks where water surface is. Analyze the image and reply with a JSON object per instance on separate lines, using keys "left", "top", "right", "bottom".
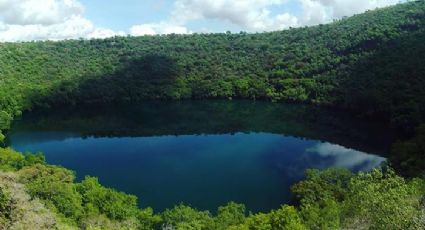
{"left": 7, "top": 101, "right": 390, "bottom": 212}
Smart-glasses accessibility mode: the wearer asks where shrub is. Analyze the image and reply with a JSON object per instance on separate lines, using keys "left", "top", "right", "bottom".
{"left": 19, "top": 164, "right": 84, "bottom": 219}
{"left": 162, "top": 204, "right": 213, "bottom": 229}
{"left": 214, "top": 202, "right": 246, "bottom": 229}
{"left": 0, "top": 186, "right": 11, "bottom": 226}
{"left": 77, "top": 176, "right": 138, "bottom": 221}
{"left": 270, "top": 205, "right": 307, "bottom": 230}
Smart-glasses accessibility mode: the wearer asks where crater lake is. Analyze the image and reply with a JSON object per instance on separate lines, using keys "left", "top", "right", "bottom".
{"left": 6, "top": 101, "right": 391, "bottom": 212}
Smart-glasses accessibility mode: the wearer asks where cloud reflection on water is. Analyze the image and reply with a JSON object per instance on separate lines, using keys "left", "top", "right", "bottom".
{"left": 307, "top": 142, "right": 386, "bottom": 171}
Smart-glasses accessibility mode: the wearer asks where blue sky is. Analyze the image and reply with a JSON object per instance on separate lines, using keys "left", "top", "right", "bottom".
{"left": 80, "top": 0, "right": 303, "bottom": 33}
{"left": 80, "top": 0, "right": 172, "bottom": 31}
{"left": 0, "top": 0, "right": 403, "bottom": 41}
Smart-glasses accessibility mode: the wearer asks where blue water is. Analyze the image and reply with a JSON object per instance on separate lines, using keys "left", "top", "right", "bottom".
{"left": 7, "top": 101, "right": 389, "bottom": 212}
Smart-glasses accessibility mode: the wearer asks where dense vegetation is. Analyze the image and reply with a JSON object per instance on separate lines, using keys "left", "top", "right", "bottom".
{"left": 0, "top": 1, "right": 424, "bottom": 133}
{"left": 0, "top": 1, "right": 425, "bottom": 229}
{"left": 0, "top": 148, "right": 424, "bottom": 229}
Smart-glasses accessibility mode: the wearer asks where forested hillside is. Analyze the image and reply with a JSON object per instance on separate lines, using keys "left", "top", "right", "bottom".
{"left": 0, "top": 0, "right": 424, "bottom": 136}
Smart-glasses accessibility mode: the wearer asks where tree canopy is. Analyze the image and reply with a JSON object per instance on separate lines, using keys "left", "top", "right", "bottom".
{"left": 0, "top": 1, "right": 424, "bottom": 135}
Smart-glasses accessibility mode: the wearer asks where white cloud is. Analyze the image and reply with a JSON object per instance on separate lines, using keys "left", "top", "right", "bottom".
{"left": 129, "top": 0, "right": 298, "bottom": 35}
{"left": 307, "top": 142, "right": 386, "bottom": 171}
{"left": 0, "top": 0, "right": 84, "bottom": 25}
{"left": 88, "top": 28, "right": 126, "bottom": 39}
{"left": 299, "top": 0, "right": 330, "bottom": 25}
{"left": 130, "top": 0, "right": 401, "bottom": 35}
{"left": 299, "top": 0, "right": 401, "bottom": 25}
{"left": 313, "top": 0, "right": 401, "bottom": 18}
{"left": 0, "top": 16, "right": 90, "bottom": 41}
{"left": 0, "top": 0, "right": 122, "bottom": 41}
{"left": 0, "top": 0, "right": 405, "bottom": 41}
{"left": 130, "top": 23, "right": 190, "bottom": 36}
{"left": 170, "top": 0, "right": 296, "bottom": 31}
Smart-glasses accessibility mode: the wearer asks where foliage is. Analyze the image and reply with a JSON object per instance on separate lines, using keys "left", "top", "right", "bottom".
{"left": 19, "top": 164, "right": 84, "bottom": 219}
{"left": 77, "top": 176, "right": 139, "bottom": 220}
{"left": 391, "top": 124, "right": 425, "bottom": 177}
{"left": 292, "top": 168, "right": 353, "bottom": 203}
{"left": 243, "top": 213, "right": 272, "bottom": 230}
{"left": 214, "top": 202, "right": 246, "bottom": 229}
{"left": 0, "top": 147, "right": 45, "bottom": 171}
{"left": 0, "top": 186, "right": 11, "bottom": 226}
{"left": 0, "top": 1, "right": 424, "bottom": 136}
{"left": 269, "top": 205, "right": 307, "bottom": 230}
{"left": 0, "top": 171, "right": 67, "bottom": 229}
{"left": 0, "top": 111, "right": 12, "bottom": 130}
{"left": 137, "top": 208, "right": 162, "bottom": 230}
{"left": 0, "top": 131, "right": 4, "bottom": 144}
{"left": 293, "top": 167, "right": 425, "bottom": 230}
{"left": 342, "top": 168, "right": 423, "bottom": 229}
{"left": 292, "top": 168, "right": 349, "bottom": 229}
{"left": 161, "top": 204, "right": 214, "bottom": 229}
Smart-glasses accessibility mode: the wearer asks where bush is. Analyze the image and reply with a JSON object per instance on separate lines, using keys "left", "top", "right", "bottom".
{"left": 138, "top": 207, "right": 162, "bottom": 230}
{"left": 0, "top": 111, "right": 12, "bottom": 130}
{"left": 244, "top": 213, "right": 272, "bottom": 230}
{"left": 0, "top": 131, "right": 4, "bottom": 144}
{"left": 342, "top": 168, "right": 424, "bottom": 229}
{"left": 19, "top": 164, "right": 84, "bottom": 219}
{"left": 390, "top": 124, "right": 425, "bottom": 177}
{"left": 162, "top": 204, "right": 213, "bottom": 229}
{"left": 0, "top": 186, "right": 11, "bottom": 226}
{"left": 77, "top": 176, "right": 138, "bottom": 221}
{"left": 270, "top": 205, "right": 307, "bottom": 230}
{"left": 298, "top": 198, "right": 340, "bottom": 230}
{"left": 292, "top": 168, "right": 353, "bottom": 203}
{"left": 0, "top": 148, "right": 45, "bottom": 171}
{"left": 0, "top": 148, "right": 25, "bottom": 171}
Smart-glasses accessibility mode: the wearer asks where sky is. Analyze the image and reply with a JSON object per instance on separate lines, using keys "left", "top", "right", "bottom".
{"left": 0, "top": 0, "right": 404, "bottom": 42}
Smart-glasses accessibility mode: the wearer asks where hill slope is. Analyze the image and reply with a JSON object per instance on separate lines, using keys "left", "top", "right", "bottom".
{"left": 0, "top": 1, "right": 424, "bottom": 134}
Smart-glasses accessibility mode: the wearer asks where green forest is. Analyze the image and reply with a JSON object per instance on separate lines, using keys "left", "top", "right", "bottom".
{"left": 0, "top": 0, "right": 425, "bottom": 229}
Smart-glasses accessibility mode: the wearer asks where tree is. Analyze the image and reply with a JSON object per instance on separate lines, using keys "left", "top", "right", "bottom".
{"left": 161, "top": 204, "right": 213, "bottom": 229}
{"left": 342, "top": 168, "right": 424, "bottom": 229}
{"left": 270, "top": 205, "right": 307, "bottom": 230}
{"left": 0, "top": 131, "right": 4, "bottom": 144}
{"left": 77, "top": 176, "right": 138, "bottom": 220}
{"left": 215, "top": 202, "right": 246, "bottom": 229}
{"left": 0, "top": 111, "right": 12, "bottom": 130}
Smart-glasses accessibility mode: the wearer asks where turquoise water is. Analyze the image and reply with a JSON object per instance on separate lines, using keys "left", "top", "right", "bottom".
{"left": 7, "top": 101, "right": 390, "bottom": 212}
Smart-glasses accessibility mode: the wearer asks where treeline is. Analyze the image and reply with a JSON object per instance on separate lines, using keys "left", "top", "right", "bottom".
{"left": 8, "top": 101, "right": 391, "bottom": 154}
{"left": 0, "top": 1, "right": 425, "bottom": 135}
{"left": 1, "top": 148, "right": 424, "bottom": 229}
